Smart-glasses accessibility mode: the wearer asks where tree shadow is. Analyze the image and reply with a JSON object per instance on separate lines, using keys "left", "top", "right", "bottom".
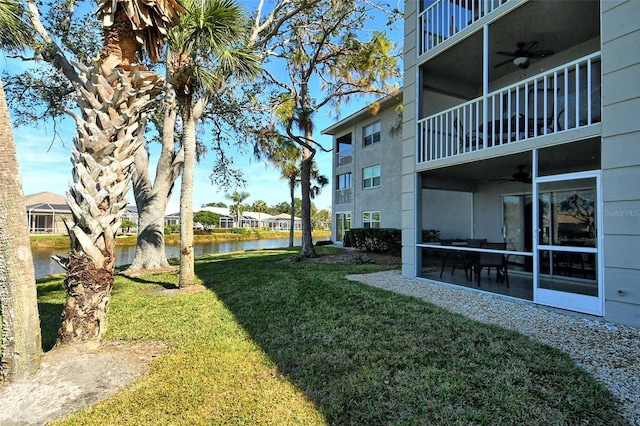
{"left": 195, "top": 252, "right": 623, "bottom": 425}
{"left": 118, "top": 274, "right": 178, "bottom": 289}
{"left": 37, "top": 302, "right": 63, "bottom": 352}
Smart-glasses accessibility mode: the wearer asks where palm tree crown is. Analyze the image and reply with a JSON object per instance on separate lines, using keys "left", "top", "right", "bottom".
{"left": 97, "top": 0, "right": 185, "bottom": 66}
{"left": 0, "top": 0, "right": 33, "bottom": 51}
{"left": 167, "top": 0, "right": 259, "bottom": 97}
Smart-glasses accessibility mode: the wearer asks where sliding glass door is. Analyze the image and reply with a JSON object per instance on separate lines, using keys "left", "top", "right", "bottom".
{"left": 503, "top": 194, "right": 533, "bottom": 272}
{"left": 335, "top": 213, "right": 351, "bottom": 243}
{"left": 534, "top": 172, "right": 602, "bottom": 315}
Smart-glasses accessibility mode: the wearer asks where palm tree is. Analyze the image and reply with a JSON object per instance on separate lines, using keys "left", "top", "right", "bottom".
{"left": 56, "top": 0, "right": 183, "bottom": 345}
{"left": 126, "top": 85, "right": 182, "bottom": 274}
{"left": 166, "top": 0, "right": 259, "bottom": 288}
{"left": 251, "top": 199, "right": 268, "bottom": 228}
{"left": 256, "top": 1, "right": 400, "bottom": 258}
{"left": 226, "top": 191, "right": 250, "bottom": 227}
{"left": 0, "top": 0, "right": 42, "bottom": 382}
{"left": 255, "top": 133, "right": 327, "bottom": 246}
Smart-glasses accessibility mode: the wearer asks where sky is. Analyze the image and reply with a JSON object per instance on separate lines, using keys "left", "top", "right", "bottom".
{"left": 5, "top": 1, "right": 402, "bottom": 214}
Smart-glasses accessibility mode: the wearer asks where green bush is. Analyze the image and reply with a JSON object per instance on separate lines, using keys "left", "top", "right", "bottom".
{"left": 422, "top": 229, "right": 440, "bottom": 242}
{"left": 229, "top": 227, "right": 251, "bottom": 235}
{"left": 348, "top": 228, "right": 401, "bottom": 255}
{"left": 211, "top": 228, "right": 231, "bottom": 234}
{"left": 164, "top": 224, "right": 179, "bottom": 235}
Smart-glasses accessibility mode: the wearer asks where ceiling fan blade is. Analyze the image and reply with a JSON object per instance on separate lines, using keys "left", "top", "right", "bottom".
{"left": 523, "top": 41, "right": 538, "bottom": 52}
{"left": 496, "top": 51, "right": 516, "bottom": 57}
{"left": 529, "top": 50, "right": 554, "bottom": 58}
{"left": 493, "top": 57, "right": 514, "bottom": 68}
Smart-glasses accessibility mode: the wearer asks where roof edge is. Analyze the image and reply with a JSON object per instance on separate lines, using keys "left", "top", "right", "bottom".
{"left": 321, "top": 89, "right": 403, "bottom": 136}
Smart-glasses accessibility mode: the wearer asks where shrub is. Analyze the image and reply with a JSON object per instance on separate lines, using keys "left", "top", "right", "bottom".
{"left": 164, "top": 224, "right": 180, "bottom": 235}
{"left": 422, "top": 229, "right": 440, "bottom": 242}
{"left": 348, "top": 228, "right": 401, "bottom": 255}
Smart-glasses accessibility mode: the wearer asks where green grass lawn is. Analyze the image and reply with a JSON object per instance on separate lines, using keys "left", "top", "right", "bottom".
{"left": 38, "top": 247, "right": 625, "bottom": 425}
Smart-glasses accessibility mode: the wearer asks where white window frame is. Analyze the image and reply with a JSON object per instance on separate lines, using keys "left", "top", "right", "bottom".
{"left": 363, "top": 121, "right": 381, "bottom": 146}
{"left": 336, "top": 172, "right": 352, "bottom": 190}
{"left": 363, "top": 165, "right": 381, "bottom": 188}
{"left": 363, "top": 211, "right": 381, "bottom": 229}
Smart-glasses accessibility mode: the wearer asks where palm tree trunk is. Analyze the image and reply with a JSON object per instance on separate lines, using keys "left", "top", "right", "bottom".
{"left": 0, "top": 79, "right": 42, "bottom": 382}
{"left": 178, "top": 99, "right": 196, "bottom": 288}
{"left": 58, "top": 61, "right": 163, "bottom": 345}
{"left": 129, "top": 180, "right": 172, "bottom": 271}
{"left": 300, "top": 130, "right": 316, "bottom": 258}
{"left": 127, "top": 87, "right": 182, "bottom": 273}
{"left": 289, "top": 176, "right": 295, "bottom": 247}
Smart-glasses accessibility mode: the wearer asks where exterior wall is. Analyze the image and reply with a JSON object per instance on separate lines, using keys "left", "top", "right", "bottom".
{"left": 421, "top": 189, "right": 472, "bottom": 239}
{"left": 329, "top": 98, "right": 403, "bottom": 239}
{"left": 472, "top": 182, "right": 517, "bottom": 242}
{"left": 353, "top": 111, "right": 403, "bottom": 230}
{"left": 333, "top": 123, "right": 356, "bottom": 230}
{"left": 401, "top": 0, "right": 418, "bottom": 277}
{"left": 600, "top": 0, "right": 640, "bottom": 326}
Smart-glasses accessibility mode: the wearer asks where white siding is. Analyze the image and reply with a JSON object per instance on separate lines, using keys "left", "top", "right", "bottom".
{"left": 402, "top": 0, "right": 418, "bottom": 277}
{"left": 601, "top": 0, "right": 640, "bottom": 326}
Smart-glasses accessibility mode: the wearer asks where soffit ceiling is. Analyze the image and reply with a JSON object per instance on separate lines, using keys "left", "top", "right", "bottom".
{"left": 421, "top": 138, "right": 601, "bottom": 184}
{"left": 422, "top": 0, "right": 601, "bottom": 89}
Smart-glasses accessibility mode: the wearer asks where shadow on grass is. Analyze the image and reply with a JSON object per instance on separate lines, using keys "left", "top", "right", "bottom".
{"left": 196, "top": 249, "right": 625, "bottom": 425}
{"left": 37, "top": 302, "right": 63, "bottom": 352}
{"left": 119, "top": 274, "right": 178, "bottom": 289}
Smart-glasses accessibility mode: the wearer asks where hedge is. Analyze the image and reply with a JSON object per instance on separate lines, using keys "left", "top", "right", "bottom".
{"left": 347, "top": 228, "right": 401, "bottom": 256}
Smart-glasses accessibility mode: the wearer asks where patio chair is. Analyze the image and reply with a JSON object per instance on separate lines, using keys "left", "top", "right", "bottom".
{"left": 526, "top": 87, "right": 557, "bottom": 137}
{"left": 474, "top": 242, "right": 509, "bottom": 287}
{"left": 439, "top": 239, "right": 467, "bottom": 279}
{"left": 554, "top": 251, "right": 587, "bottom": 279}
{"left": 460, "top": 238, "right": 486, "bottom": 280}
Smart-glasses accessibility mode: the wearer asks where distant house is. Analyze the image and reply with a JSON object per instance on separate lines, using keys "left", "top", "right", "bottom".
{"left": 262, "top": 213, "right": 303, "bottom": 231}
{"left": 25, "top": 192, "right": 138, "bottom": 235}
{"left": 242, "top": 211, "right": 270, "bottom": 228}
{"left": 121, "top": 205, "right": 139, "bottom": 233}
{"left": 25, "top": 192, "right": 71, "bottom": 234}
{"left": 164, "top": 204, "right": 181, "bottom": 228}
{"left": 197, "top": 206, "right": 239, "bottom": 228}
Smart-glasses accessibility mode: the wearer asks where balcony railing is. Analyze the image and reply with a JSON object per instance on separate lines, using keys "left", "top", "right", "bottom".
{"left": 336, "top": 147, "right": 353, "bottom": 166}
{"left": 418, "top": 0, "right": 509, "bottom": 55}
{"left": 417, "top": 53, "right": 601, "bottom": 164}
{"left": 335, "top": 188, "right": 352, "bottom": 205}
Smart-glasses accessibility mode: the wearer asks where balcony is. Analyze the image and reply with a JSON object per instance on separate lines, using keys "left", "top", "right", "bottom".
{"left": 419, "top": 0, "right": 510, "bottom": 55}
{"left": 336, "top": 146, "right": 353, "bottom": 167}
{"left": 335, "top": 188, "right": 352, "bottom": 205}
{"left": 417, "top": 53, "right": 601, "bottom": 164}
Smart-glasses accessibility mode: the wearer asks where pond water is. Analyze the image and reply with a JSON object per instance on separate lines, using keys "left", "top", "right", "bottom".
{"left": 31, "top": 237, "right": 302, "bottom": 279}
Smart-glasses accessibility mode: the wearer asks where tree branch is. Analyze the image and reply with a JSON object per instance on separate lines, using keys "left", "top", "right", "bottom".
{"left": 250, "top": 0, "right": 323, "bottom": 50}
{"left": 25, "top": 0, "right": 80, "bottom": 86}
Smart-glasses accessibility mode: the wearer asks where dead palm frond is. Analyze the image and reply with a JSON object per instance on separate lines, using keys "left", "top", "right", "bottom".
{"left": 97, "top": 0, "right": 186, "bottom": 63}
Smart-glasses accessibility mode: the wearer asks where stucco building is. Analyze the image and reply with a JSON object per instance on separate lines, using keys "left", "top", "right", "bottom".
{"left": 328, "top": 0, "right": 639, "bottom": 327}
{"left": 323, "top": 92, "right": 403, "bottom": 243}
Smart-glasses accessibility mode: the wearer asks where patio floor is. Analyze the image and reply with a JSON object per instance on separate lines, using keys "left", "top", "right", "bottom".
{"left": 420, "top": 266, "right": 534, "bottom": 300}
{"left": 420, "top": 265, "right": 598, "bottom": 301}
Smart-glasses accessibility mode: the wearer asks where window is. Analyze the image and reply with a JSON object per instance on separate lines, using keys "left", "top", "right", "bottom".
{"left": 336, "top": 133, "right": 353, "bottom": 166}
{"left": 336, "top": 172, "right": 352, "bottom": 190}
{"left": 363, "top": 165, "right": 381, "bottom": 188}
{"left": 363, "top": 211, "right": 380, "bottom": 229}
{"left": 363, "top": 121, "right": 381, "bottom": 146}
{"left": 336, "top": 213, "right": 351, "bottom": 242}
